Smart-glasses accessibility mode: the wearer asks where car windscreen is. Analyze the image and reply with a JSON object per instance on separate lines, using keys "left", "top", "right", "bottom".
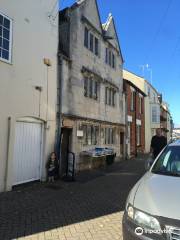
{"left": 152, "top": 146, "right": 180, "bottom": 177}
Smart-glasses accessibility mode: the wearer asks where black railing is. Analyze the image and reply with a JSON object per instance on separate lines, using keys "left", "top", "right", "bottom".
{"left": 65, "top": 151, "right": 75, "bottom": 181}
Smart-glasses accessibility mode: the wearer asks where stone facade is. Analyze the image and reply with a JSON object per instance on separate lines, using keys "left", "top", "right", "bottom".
{"left": 59, "top": 0, "right": 125, "bottom": 173}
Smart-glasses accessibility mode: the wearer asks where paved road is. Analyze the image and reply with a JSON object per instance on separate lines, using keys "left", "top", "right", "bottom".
{"left": 0, "top": 157, "right": 146, "bottom": 240}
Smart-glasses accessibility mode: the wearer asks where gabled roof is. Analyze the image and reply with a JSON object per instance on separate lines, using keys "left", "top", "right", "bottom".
{"left": 102, "top": 13, "right": 124, "bottom": 62}
{"left": 60, "top": 0, "right": 124, "bottom": 61}
{"left": 70, "top": 0, "right": 103, "bottom": 34}
{"left": 123, "top": 69, "right": 145, "bottom": 94}
{"left": 124, "top": 79, "right": 146, "bottom": 97}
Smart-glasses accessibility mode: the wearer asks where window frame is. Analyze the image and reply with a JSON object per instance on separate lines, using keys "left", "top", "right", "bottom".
{"left": 84, "top": 26, "right": 99, "bottom": 57}
{"left": 89, "top": 33, "right": 94, "bottom": 52}
{"left": 95, "top": 37, "right": 99, "bottom": 56}
{"left": 151, "top": 105, "right": 160, "bottom": 124}
{"left": 136, "top": 125, "right": 141, "bottom": 146}
{"left": 84, "top": 77, "right": 99, "bottom": 101}
{"left": 84, "top": 27, "right": 89, "bottom": 49}
{"left": 105, "top": 87, "right": 116, "bottom": 107}
{"left": 105, "top": 47, "right": 116, "bottom": 69}
{"left": 105, "top": 48, "right": 108, "bottom": 64}
{"left": 0, "top": 12, "right": 13, "bottom": 64}
{"left": 130, "top": 91, "right": 135, "bottom": 111}
{"left": 83, "top": 124, "right": 99, "bottom": 146}
{"left": 139, "top": 96, "right": 143, "bottom": 114}
{"left": 105, "top": 127, "right": 116, "bottom": 145}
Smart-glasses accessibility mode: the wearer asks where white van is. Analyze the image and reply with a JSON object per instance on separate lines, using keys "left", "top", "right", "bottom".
{"left": 123, "top": 140, "right": 180, "bottom": 240}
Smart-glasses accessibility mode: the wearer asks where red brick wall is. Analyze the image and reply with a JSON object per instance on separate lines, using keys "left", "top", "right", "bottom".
{"left": 125, "top": 82, "right": 145, "bottom": 156}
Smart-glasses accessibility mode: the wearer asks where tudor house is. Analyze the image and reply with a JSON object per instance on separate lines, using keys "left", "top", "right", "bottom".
{"left": 58, "top": 0, "right": 125, "bottom": 173}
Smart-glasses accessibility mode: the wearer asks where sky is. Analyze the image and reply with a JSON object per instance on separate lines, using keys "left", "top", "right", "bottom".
{"left": 60, "top": 0, "right": 180, "bottom": 126}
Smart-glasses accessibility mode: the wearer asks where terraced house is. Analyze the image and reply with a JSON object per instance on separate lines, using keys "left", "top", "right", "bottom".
{"left": 58, "top": 0, "right": 125, "bottom": 174}
{"left": 123, "top": 70, "right": 146, "bottom": 158}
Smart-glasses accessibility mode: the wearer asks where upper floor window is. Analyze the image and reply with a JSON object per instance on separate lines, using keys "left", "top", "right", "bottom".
{"left": 90, "top": 33, "right": 94, "bottom": 52}
{"left": 151, "top": 105, "right": 160, "bottom": 123}
{"left": 105, "top": 48, "right": 116, "bottom": 69}
{"left": 131, "top": 91, "right": 136, "bottom": 111}
{"left": 84, "top": 27, "right": 99, "bottom": 56}
{"left": 84, "top": 77, "right": 99, "bottom": 100}
{"left": 0, "top": 13, "right": 12, "bottom": 63}
{"left": 84, "top": 27, "right": 89, "bottom": 48}
{"left": 153, "top": 93, "right": 156, "bottom": 103}
{"left": 105, "top": 87, "right": 116, "bottom": 106}
{"left": 139, "top": 97, "right": 143, "bottom": 114}
{"left": 95, "top": 37, "right": 99, "bottom": 56}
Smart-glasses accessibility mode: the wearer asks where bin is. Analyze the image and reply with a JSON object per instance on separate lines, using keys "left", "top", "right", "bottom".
{"left": 106, "top": 153, "right": 116, "bottom": 165}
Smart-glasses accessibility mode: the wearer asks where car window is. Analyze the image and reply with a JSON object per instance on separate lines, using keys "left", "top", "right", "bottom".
{"left": 152, "top": 146, "right": 180, "bottom": 176}
{"left": 162, "top": 150, "right": 171, "bottom": 167}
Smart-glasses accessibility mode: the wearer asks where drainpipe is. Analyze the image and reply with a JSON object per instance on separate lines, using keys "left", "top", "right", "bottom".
{"left": 124, "top": 91, "right": 128, "bottom": 160}
{"left": 56, "top": 54, "right": 63, "bottom": 169}
{"left": 135, "top": 91, "right": 137, "bottom": 157}
{"left": 123, "top": 81, "right": 128, "bottom": 160}
{"left": 4, "top": 117, "right": 12, "bottom": 191}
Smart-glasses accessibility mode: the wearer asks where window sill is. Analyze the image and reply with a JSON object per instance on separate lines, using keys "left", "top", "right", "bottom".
{"left": 104, "top": 144, "right": 116, "bottom": 146}
{"left": 84, "top": 46, "right": 100, "bottom": 59}
{"left": 84, "top": 96, "right": 99, "bottom": 102}
{"left": 105, "top": 63, "right": 116, "bottom": 70}
{"left": 105, "top": 104, "right": 116, "bottom": 108}
{"left": 0, "top": 57, "right": 12, "bottom": 65}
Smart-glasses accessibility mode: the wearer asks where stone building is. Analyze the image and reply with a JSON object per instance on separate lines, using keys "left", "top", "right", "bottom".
{"left": 123, "top": 70, "right": 146, "bottom": 158}
{"left": 58, "top": 0, "right": 125, "bottom": 174}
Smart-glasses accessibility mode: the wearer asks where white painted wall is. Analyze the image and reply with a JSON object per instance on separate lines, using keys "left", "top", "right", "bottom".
{"left": 144, "top": 81, "right": 160, "bottom": 153}
{"left": 0, "top": 0, "right": 58, "bottom": 191}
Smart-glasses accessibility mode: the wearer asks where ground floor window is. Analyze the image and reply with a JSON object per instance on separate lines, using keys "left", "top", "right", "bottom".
{"left": 104, "top": 128, "right": 115, "bottom": 145}
{"left": 83, "top": 125, "right": 99, "bottom": 146}
{"left": 136, "top": 125, "right": 141, "bottom": 146}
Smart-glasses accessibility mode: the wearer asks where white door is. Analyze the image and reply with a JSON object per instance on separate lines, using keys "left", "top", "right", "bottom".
{"left": 13, "top": 121, "right": 42, "bottom": 185}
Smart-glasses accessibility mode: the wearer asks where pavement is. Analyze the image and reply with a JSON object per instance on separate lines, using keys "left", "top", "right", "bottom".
{"left": 0, "top": 155, "right": 146, "bottom": 240}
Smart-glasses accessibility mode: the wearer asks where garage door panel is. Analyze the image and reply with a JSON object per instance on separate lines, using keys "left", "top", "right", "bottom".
{"left": 13, "top": 122, "right": 42, "bottom": 185}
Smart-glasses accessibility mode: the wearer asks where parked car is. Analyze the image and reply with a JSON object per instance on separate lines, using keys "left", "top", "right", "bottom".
{"left": 123, "top": 139, "right": 180, "bottom": 240}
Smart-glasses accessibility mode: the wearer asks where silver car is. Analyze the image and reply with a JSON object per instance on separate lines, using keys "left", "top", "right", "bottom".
{"left": 123, "top": 140, "right": 180, "bottom": 240}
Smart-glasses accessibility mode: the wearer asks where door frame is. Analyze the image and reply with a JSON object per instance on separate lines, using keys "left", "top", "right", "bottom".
{"left": 60, "top": 127, "right": 73, "bottom": 177}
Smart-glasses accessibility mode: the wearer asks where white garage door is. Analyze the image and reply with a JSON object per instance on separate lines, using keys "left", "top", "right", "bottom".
{"left": 13, "top": 121, "right": 42, "bottom": 185}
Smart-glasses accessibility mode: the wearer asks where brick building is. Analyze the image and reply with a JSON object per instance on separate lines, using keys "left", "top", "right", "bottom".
{"left": 123, "top": 74, "right": 146, "bottom": 158}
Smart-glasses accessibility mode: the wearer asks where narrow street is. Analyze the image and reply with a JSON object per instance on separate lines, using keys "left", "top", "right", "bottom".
{"left": 0, "top": 157, "right": 146, "bottom": 240}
